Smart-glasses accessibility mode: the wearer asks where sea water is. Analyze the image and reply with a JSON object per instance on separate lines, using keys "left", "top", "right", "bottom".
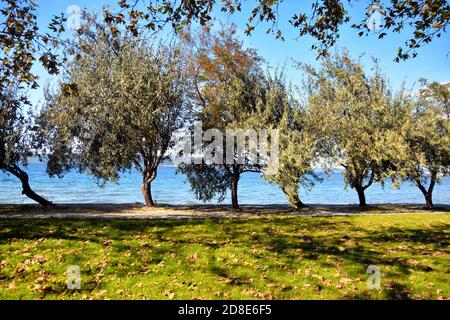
{"left": 0, "top": 161, "right": 449, "bottom": 205}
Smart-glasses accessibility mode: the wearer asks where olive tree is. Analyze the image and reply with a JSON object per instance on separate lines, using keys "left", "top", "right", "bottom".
{"left": 400, "top": 86, "right": 450, "bottom": 208}
{"left": 302, "top": 52, "right": 409, "bottom": 207}
{"left": 259, "top": 72, "right": 322, "bottom": 209}
{"left": 39, "top": 15, "right": 186, "bottom": 206}
{"left": 0, "top": 0, "right": 64, "bottom": 206}
{"left": 176, "top": 25, "right": 275, "bottom": 209}
{"left": 107, "top": 0, "right": 450, "bottom": 61}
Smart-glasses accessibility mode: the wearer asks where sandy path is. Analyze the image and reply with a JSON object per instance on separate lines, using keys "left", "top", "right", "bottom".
{"left": 0, "top": 203, "right": 448, "bottom": 220}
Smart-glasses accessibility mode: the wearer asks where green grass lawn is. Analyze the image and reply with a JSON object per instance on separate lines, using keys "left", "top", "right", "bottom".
{"left": 0, "top": 213, "right": 448, "bottom": 299}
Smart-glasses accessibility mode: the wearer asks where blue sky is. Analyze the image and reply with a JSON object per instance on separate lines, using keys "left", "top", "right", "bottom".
{"left": 28, "top": 0, "right": 450, "bottom": 106}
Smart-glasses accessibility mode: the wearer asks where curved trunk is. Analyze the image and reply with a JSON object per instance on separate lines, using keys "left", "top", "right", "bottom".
{"left": 141, "top": 181, "right": 155, "bottom": 207}
{"left": 5, "top": 165, "right": 53, "bottom": 207}
{"left": 290, "top": 197, "right": 307, "bottom": 210}
{"left": 281, "top": 185, "right": 307, "bottom": 209}
{"left": 424, "top": 192, "right": 433, "bottom": 209}
{"left": 356, "top": 186, "right": 367, "bottom": 208}
{"left": 141, "top": 168, "right": 157, "bottom": 207}
{"left": 347, "top": 168, "right": 374, "bottom": 208}
{"left": 416, "top": 173, "right": 436, "bottom": 209}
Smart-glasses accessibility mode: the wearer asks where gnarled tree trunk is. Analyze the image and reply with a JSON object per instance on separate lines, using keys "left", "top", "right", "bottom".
{"left": 351, "top": 169, "right": 375, "bottom": 208}
{"left": 355, "top": 186, "right": 367, "bottom": 208}
{"left": 416, "top": 171, "right": 437, "bottom": 209}
{"left": 424, "top": 192, "right": 433, "bottom": 209}
{"left": 141, "top": 168, "right": 157, "bottom": 207}
{"left": 5, "top": 165, "right": 53, "bottom": 207}
{"left": 281, "top": 184, "right": 307, "bottom": 209}
{"left": 289, "top": 195, "right": 307, "bottom": 210}
{"left": 141, "top": 181, "right": 155, "bottom": 207}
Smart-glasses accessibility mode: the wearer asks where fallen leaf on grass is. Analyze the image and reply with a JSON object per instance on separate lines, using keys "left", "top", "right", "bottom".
{"left": 102, "top": 239, "right": 113, "bottom": 246}
{"left": 187, "top": 252, "right": 200, "bottom": 261}
{"left": 163, "top": 290, "right": 175, "bottom": 299}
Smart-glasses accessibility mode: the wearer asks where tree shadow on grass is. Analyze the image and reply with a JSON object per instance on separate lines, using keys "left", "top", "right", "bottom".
{"left": 1, "top": 217, "right": 447, "bottom": 259}
{"left": 0, "top": 217, "right": 448, "bottom": 299}
{"left": 347, "top": 281, "right": 414, "bottom": 300}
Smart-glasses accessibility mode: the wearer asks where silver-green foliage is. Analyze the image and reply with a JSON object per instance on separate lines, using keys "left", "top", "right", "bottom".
{"left": 40, "top": 15, "right": 186, "bottom": 206}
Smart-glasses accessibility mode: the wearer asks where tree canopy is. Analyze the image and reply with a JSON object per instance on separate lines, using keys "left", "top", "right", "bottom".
{"left": 0, "top": 0, "right": 64, "bottom": 88}
{"left": 399, "top": 83, "right": 450, "bottom": 208}
{"left": 107, "top": 0, "right": 450, "bottom": 61}
{"left": 0, "top": 0, "right": 65, "bottom": 206}
{"left": 178, "top": 25, "right": 279, "bottom": 209}
{"left": 301, "top": 52, "right": 411, "bottom": 206}
{"left": 259, "top": 72, "right": 322, "bottom": 209}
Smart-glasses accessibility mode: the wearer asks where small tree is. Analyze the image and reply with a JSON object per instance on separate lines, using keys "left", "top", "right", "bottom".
{"left": 302, "top": 52, "right": 408, "bottom": 207}
{"left": 418, "top": 79, "right": 450, "bottom": 120}
{"left": 401, "top": 88, "right": 450, "bottom": 208}
{"left": 0, "top": 84, "right": 53, "bottom": 206}
{"left": 260, "top": 72, "right": 321, "bottom": 209}
{"left": 39, "top": 15, "right": 186, "bottom": 207}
